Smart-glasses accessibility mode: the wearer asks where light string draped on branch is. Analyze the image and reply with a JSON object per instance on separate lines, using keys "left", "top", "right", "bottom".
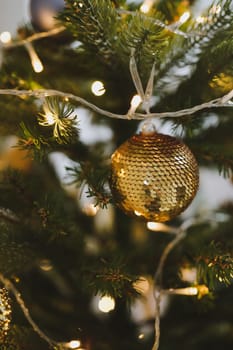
{"left": 0, "top": 273, "right": 85, "bottom": 350}
{"left": 0, "top": 88, "right": 232, "bottom": 120}
{"left": 150, "top": 216, "right": 212, "bottom": 350}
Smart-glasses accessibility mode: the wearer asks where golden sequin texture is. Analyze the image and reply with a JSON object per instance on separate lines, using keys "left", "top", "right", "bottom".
{"left": 0, "top": 287, "right": 12, "bottom": 341}
{"left": 110, "top": 132, "right": 199, "bottom": 222}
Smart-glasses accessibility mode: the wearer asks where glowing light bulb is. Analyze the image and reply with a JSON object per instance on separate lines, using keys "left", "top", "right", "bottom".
{"left": 134, "top": 210, "right": 142, "bottom": 217}
{"left": 130, "top": 94, "right": 142, "bottom": 108}
{"left": 179, "top": 11, "right": 190, "bottom": 25}
{"left": 91, "top": 81, "right": 106, "bottom": 96}
{"left": 44, "top": 112, "right": 56, "bottom": 125}
{"left": 138, "top": 333, "right": 145, "bottom": 340}
{"left": 32, "top": 58, "right": 44, "bottom": 73}
{"left": 147, "top": 222, "right": 179, "bottom": 234}
{"left": 67, "top": 340, "right": 81, "bottom": 349}
{"left": 83, "top": 203, "right": 99, "bottom": 216}
{"left": 98, "top": 296, "right": 115, "bottom": 313}
{"left": 0, "top": 31, "right": 12, "bottom": 44}
{"left": 128, "top": 94, "right": 142, "bottom": 117}
{"left": 166, "top": 287, "right": 198, "bottom": 296}
{"left": 25, "top": 43, "right": 44, "bottom": 73}
{"left": 140, "top": 0, "right": 154, "bottom": 13}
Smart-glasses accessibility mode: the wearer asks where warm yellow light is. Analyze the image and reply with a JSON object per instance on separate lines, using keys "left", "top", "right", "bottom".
{"left": 83, "top": 203, "right": 99, "bottom": 216}
{"left": 67, "top": 340, "right": 81, "bottom": 349}
{"left": 130, "top": 94, "right": 142, "bottom": 108}
{"left": 196, "top": 16, "right": 206, "bottom": 24}
{"left": 32, "top": 59, "right": 44, "bottom": 73}
{"left": 43, "top": 112, "right": 55, "bottom": 125}
{"left": 180, "top": 267, "right": 197, "bottom": 283}
{"left": 134, "top": 210, "right": 142, "bottom": 217}
{"left": 179, "top": 11, "right": 190, "bottom": 24}
{"left": 0, "top": 31, "right": 12, "bottom": 44}
{"left": 98, "top": 296, "right": 115, "bottom": 313}
{"left": 147, "top": 222, "right": 167, "bottom": 231}
{"left": 39, "top": 259, "right": 53, "bottom": 272}
{"left": 147, "top": 222, "right": 179, "bottom": 234}
{"left": 140, "top": 0, "right": 154, "bottom": 13}
{"left": 25, "top": 43, "right": 44, "bottom": 73}
{"left": 166, "top": 287, "right": 198, "bottom": 296}
{"left": 138, "top": 333, "right": 145, "bottom": 340}
{"left": 91, "top": 81, "right": 106, "bottom": 96}
{"left": 197, "top": 284, "right": 209, "bottom": 298}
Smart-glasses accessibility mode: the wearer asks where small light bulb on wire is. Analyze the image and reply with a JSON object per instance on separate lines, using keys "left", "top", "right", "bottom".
{"left": 140, "top": 0, "right": 154, "bottom": 13}
{"left": 66, "top": 340, "right": 81, "bottom": 349}
{"left": 0, "top": 31, "right": 12, "bottom": 44}
{"left": 25, "top": 42, "right": 44, "bottom": 73}
{"left": 98, "top": 295, "right": 115, "bottom": 313}
{"left": 179, "top": 11, "right": 190, "bottom": 25}
{"left": 128, "top": 94, "right": 142, "bottom": 117}
{"left": 147, "top": 222, "right": 180, "bottom": 235}
{"left": 91, "top": 81, "right": 106, "bottom": 96}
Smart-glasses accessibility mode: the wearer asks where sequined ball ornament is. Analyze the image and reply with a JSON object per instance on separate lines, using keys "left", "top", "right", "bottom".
{"left": 110, "top": 127, "right": 199, "bottom": 222}
{"left": 0, "top": 288, "right": 12, "bottom": 342}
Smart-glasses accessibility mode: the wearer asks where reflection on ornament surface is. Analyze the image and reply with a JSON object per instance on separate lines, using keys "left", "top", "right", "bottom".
{"left": 30, "top": 0, "right": 65, "bottom": 31}
{"left": 111, "top": 131, "right": 199, "bottom": 222}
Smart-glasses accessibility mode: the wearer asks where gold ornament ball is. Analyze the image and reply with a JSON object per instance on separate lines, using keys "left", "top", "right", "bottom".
{"left": 110, "top": 131, "right": 199, "bottom": 222}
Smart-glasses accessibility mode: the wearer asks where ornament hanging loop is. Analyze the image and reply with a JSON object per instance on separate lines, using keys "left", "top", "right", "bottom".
{"left": 129, "top": 49, "right": 156, "bottom": 116}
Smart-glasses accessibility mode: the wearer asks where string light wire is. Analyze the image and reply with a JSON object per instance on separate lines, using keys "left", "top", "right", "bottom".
{"left": 0, "top": 273, "right": 84, "bottom": 349}
{"left": 0, "top": 88, "right": 232, "bottom": 120}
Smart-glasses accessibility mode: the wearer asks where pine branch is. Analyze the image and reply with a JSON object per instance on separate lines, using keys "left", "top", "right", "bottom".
{"left": 155, "top": 0, "right": 233, "bottom": 97}
{"left": 196, "top": 241, "right": 233, "bottom": 291}
{"left": 85, "top": 259, "right": 139, "bottom": 299}
{"left": 117, "top": 10, "right": 169, "bottom": 81}
{"left": 67, "top": 160, "right": 112, "bottom": 209}
{"left": 60, "top": 0, "right": 118, "bottom": 65}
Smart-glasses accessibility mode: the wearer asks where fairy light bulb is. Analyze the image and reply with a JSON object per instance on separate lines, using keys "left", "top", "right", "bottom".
{"left": 43, "top": 111, "right": 55, "bottom": 125}
{"left": 91, "top": 81, "right": 106, "bottom": 96}
{"left": 67, "top": 340, "right": 81, "bottom": 349}
{"left": 128, "top": 94, "right": 142, "bottom": 117}
{"left": 179, "top": 11, "right": 190, "bottom": 25}
{"left": 147, "top": 222, "right": 180, "bottom": 234}
{"left": 140, "top": 0, "right": 154, "bottom": 13}
{"left": 131, "top": 94, "right": 142, "bottom": 108}
{"left": 25, "top": 43, "right": 44, "bottom": 73}
{"left": 166, "top": 287, "right": 198, "bottom": 296}
{"left": 98, "top": 296, "right": 115, "bottom": 313}
{"left": 0, "top": 31, "right": 12, "bottom": 44}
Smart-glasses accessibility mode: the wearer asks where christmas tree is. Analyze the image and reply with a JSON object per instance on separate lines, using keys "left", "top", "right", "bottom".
{"left": 0, "top": 1, "right": 233, "bottom": 349}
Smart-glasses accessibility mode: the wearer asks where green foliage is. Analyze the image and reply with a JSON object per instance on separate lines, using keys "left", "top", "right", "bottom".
{"left": 86, "top": 258, "right": 139, "bottom": 300}
{"left": 61, "top": 0, "right": 118, "bottom": 65}
{"left": 196, "top": 242, "right": 233, "bottom": 291}
{"left": 38, "top": 97, "right": 79, "bottom": 145}
{"left": 117, "top": 10, "right": 169, "bottom": 81}
{"left": 17, "top": 98, "right": 79, "bottom": 160}
{"left": 0, "top": 1, "right": 233, "bottom": 349}
{"left": 2, "top": 325, "right": 46, "bottom": 350}
{"left": 67, "top": 160, "right": 112, "bottom": 209}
